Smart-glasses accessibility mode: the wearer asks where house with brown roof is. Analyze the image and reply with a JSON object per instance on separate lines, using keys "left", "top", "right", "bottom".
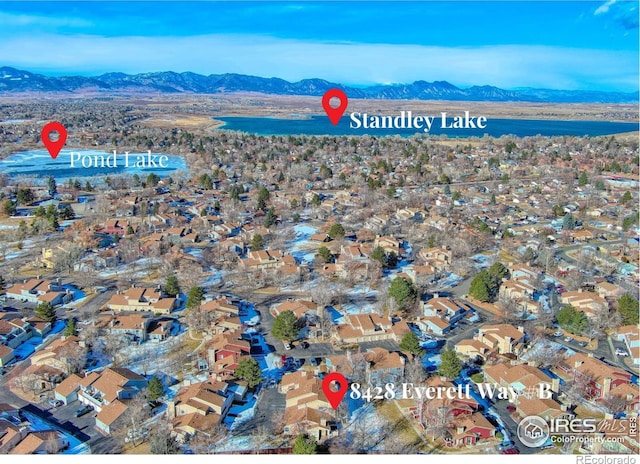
{"left": 364, "top": 348, "right": 405, "bottom": 385}
{"left": 205, "top": 330, "right": 250, "bottom": 381}
{"left": 30, "top": 336, "right": 85, "bottom": 374}
{"left": 374, "top": 235, "right": 403, "bottom": 256}
{"left": 271, "top": 300, "right": 318, "bottom": 320}
{"left": 0, "top": 316, "right": 32, "bottom": 349}
{"left": 455, "top": 324, "right": 525, "bottom": 360}
{"left": 422, "top": 295, "right": 470, "bottom": 323}
{"left": 10, "top": 431, "right": 68, "bottom": 454}
{"left": 168, "top": 379, "right": 232, "bottom": 432}
{"left": 484, "top": 363, "right": 559, "bottom": 399}
{"left": 77, "top": 367, "right": 147, "bottom": 412}
{"left": 0, "top": 419, "right": 24, "bottom": 453}
{"left": 417, "top": 247, "right": 452, "bottom": 272}
{"left": 5, "top": 278, "right": 70, "bottom": 307}
{"left": 201, "top": 296, "right": 240, "bottom": 318}
{"left": 442, "top": 412, "right": 496, "bottom": 448}
{"left": 557, "top": 353, "right": 633, "bottom": 402}
{"left": 95, "top": 400, "right": 129, "bottom": 434}
{"left": 0, "top": 344, "right": 14, "bottom": 367}
{"left": 54, "top": 373, "right": 82, "bottom": 405}
{"left": 559, "top": 290, "right": 608, "bottom": 318}
{"left": 617, "top": 325, "right": 640, "bottom": 366}
{"left": 333, "top": 313, "right": 410, "bottom": 344}
{"left": 105, "top": 286, "right": 177, "bottom": 314}
{"left": 284, "top": 406, "right": 336, "bottom": 442}
{"left": 95, "top": 312, "right": 153, "bottom": 343}
{"left": 515, "top": 397, "right": 570, "bottom": 422}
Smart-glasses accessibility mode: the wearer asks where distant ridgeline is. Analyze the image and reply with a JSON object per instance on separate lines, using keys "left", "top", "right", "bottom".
{"left": 0, "top": 66, "right": 638, "bottom": 103}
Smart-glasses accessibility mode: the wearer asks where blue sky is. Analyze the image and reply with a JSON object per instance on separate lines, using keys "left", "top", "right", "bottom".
{"left": 0, "top": 1, "right": 638, "bottom": 91}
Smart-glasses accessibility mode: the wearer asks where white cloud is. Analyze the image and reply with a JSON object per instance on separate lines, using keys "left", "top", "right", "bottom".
{"left": 595, "top": 0, "right": 617, "bottom": 15}
{"left": 0, "top": 11, "right": 92, "bottom": 28}
{"left": 0, "top": 33, "right": 637, "bottom": 91}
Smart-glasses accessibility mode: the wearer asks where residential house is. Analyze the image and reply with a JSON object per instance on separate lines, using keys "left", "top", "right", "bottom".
{"left": 417, "top": 247, "right": 452, "bottom": 272}
{"left": 364, "top": 348, "right": 405, "bottom": 385}
{"left": 333, "top": 314, "right": 410, "bottom": 344}
{"left": 168, "top": 379, "right": 232, "bottom": 437}
{"left": 105, "top": 286, "right": 177, "bottom": 314}
{"left": 484, "top": 363, "right": 559, "bottom": 399}
{"left": 373, "top": 235, "right": 403, "bottom": 256}
{"left": 54, "top": 374, "right": 82, "bottom": 405}
{"left": 417, "top": 316, "right": 452, "bottom": 336}
{"left": 422, "top": 295, "right": 470, "bottom": 323}
{"left": 442, "top": 412, "right": 496, "bottom": 448}
{"left": 455, "top": 324, "right": 525, "bottom": 360}
{"left": 498, "top": 277, "right": 538, "bottom": 313}
{"left": 515, "top": 397, "right": 570, "bottom": 422}
{"left": 205, "top": 330, "right": 250, "bottom": 381}
{"left": 0, "top": 317, "right": 32, "bottom": 349}
{"left": 30, "top": 336, "right": 85, "bottom": 373}
{"left": 10, "top": 431, "right": 68, "bottom": 454}
{"left": 559, "top": 290, "right": 608, "bottom": 319}
{"left": 617, "top": 325, "right": 640, "bottom": 366}
{"left": 77, "top": 367, "right": 148, "bottom": 412}
{"left": 95, "top": 312, "right": 153, "bottom": 343}
{"left": 271, "top": 300, "right": 318, "bottom": 320}
{"left": 95, "top": 400, "right": 129, "bottom": 435}
{"left": 0, "top": 419, "right": 24, "bottom": 453}
{"left": 0, "top": 344, "right": 14, "bottom": 367}
{"left": 558, "top": 353, "right": 633, "bottom": 402}
{"left": 284, "top": 406, "right": 336, "bottom": 442}
{"left": 5, "top": 279, "right": 70, "bottom": 307}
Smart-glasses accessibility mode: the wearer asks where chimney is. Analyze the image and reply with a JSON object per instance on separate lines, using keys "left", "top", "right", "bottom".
{"left": 560, "top": 403, "right": 568, "bottom": 412}
{"left": 456, "top": 425, "right": 465, "bottom": 434}
{"left": 551, "top": 378, "right": 560, "bottom": 393}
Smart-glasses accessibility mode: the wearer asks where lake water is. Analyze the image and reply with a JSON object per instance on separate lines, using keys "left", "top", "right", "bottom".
{"left": 0, "top": 149, "right": 187, "bottom": 180}
{"left": 216, "top": 115, "right": 638, "bottom": 137}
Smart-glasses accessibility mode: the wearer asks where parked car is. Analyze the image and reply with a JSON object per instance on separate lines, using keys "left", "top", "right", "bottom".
{"left": 616, "top": 348, "right": 629, "bottom": 357}
{"left": 48, "top": 399, "right": 63, "bottom": 408}
{"left": 74, "top": 405, "right": 93, "bottom": 417}
{"left": 300, "top": 341, "right": 310, "bottom": 349}
{"left": 500, "top": 447, "right": 520, "bottom": 454}
{"left": 564, "top": 336, "right": 573, "bottom": 342}
{"left": 554, "top": 331, "right": 563, "bottom": 337}
{"left": 284, "top": 342, "right": 292, "bottom": 350}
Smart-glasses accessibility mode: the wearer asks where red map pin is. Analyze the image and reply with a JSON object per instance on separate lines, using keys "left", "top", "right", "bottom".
{"left": 322, "top": 372, "right": 348, "bottom": 409}
{"left": 322, "top": 88, "right": 348, "bottom": 125}
{"left": 41, "top": 122, "right": 67, "bottom": 159}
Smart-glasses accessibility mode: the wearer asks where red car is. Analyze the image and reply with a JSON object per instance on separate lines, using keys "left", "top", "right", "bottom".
{"left": 506, "top": 405, "right": 516, "bottom": 412}
{"left": 500, "top": 447, "right": 520, "bottom": 454}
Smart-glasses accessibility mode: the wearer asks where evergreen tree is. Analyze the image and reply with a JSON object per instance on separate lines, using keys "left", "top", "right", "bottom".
{"left": 272, "top": 310, "right": 299, "bottom": 342}
{"left": 187, "top": 286, "right": 205, "bottom": 309}
{"left": 438, "top": 349, "right": 463, "bottom": 379}
{"left": 47, "top": 176, "right": 57, "bottom": 196}
{"left": 293, "top": 434, "right": 317, "bottom": 454}
{"left": 563, "top": 213, "right": 576, "bottom": 230}
{"left": 399, "top": 331, "right": 425, "bottom": 357}
{"left": 164, "top": 275, "right": 180, "bottom": 297}
{"left": 389, "top": 277, "right": 418, "bottom": 311}
{"left": 2, "top": 199, "right": 16, "bottom": 216}
{"left": 234, "top": 358, "right": 263, "bottom": 388}
{"left": 64, "top": 317, "right": 77, "bottom": 336}
{"left": 622, "top": 190, "right": 632, "bottom": 204}
{"left": 469, "top": 272, "right": 490, "bottom": 302}
{"left": 578, "top": 171, "right": 588, "bottom": 186}
{"left": 35, "top": 302, "right": 56, "bottom": 323}
{"left": 617, "top": 293, "right": 639, "bottom": 325}
{"left": 264, "top": 207, "right": 277, "bottom": 228}
{"left": 251, "top": 234, "right": 264, "bottom": 251}
{"left": 316, "top": 246, "right": 333, "bottom": 264}
{"left": 147, "top": 376, "right": 165, "bottom": 401}
{"left": 328, "top": 223, "right": 345, "bottom": 239}
{"left": 371, "top": 246, "right": 386, "bottom": 266}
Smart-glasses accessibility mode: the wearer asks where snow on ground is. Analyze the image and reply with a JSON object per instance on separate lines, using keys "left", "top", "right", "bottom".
{"left": 287, "top": 224, "right": 319, "bottom": 264}
{"left": 202, "top": 267, "right": 224, "bottom": 287}
{"left": 21, "top": 410, "right": 89, "bottom": 454}
{"left": 521, "top": 339, "right": 576, "bottom": 363}
{"left": 438, "top": 273, "right": 463, "bottom": 288}
{"left": 97, "top": 257, "right": 162, "bottom": 278}
{"left": 62, "top": 284, "right": 86, "bottom": 302}
{"left": 343, "top": 402, "right": 389, "bottom": 452}
{"left": 184, "top": 247, "right": 203, "bottom": 258}
{"left": 224, "top": 392, "right": 258, "bottom": 430}
{"left": 326, "top": 306, "right": 345, "bottom": 324}
{"left": 471, "top": 254, "right": 491, "bottom": 269}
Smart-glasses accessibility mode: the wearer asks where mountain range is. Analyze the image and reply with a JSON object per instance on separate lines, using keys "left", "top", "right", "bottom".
{"left": 0, "top": 66, "right": 637, "bottom": 103}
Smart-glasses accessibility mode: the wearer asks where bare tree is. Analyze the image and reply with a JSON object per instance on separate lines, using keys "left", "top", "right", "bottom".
{"left": 404, "top": 356, "right": 427, "bottom": 385}
{"left": 58, "top": 341, "right": 88, "bottom": 375}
